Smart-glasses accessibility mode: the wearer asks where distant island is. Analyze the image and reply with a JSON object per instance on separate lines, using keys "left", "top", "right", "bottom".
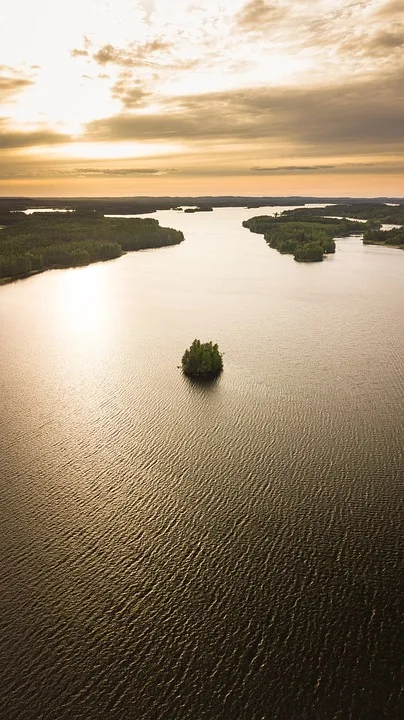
{"left": 243, "top": 204, "right": 404, "bottom": 260}
{"left": 279, "top": 205, "right": 404, "bottom": 249}
{"left": 184, "top": 205, "right": 213, "bottom": 213}
{"left": 279, "top": 203, "right": 404, "bottom": 225}
{"left": 0, "top": 212, "right": 184, "bottom": 282}
{"left": 1, "top": 196, "right": 403, "bottom": 217}
{"left": 182, "top": 339, "right": 223, "bottom": 378}
{"left": 243, "top": 214, "right": 364, "bottom": 262}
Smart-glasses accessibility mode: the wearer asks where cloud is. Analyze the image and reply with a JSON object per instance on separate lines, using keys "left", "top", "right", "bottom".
{"left": 375, "top": 0, "right": 404, "bottom": 17}
{"left": 368, "top": 27, "right": 404, "bottom": 50}
{"left": 70, "top": 35, "right": 92, "bottom": 58}
{"left": 0, "top": 122, "right": 71, "bottom": 149}
{"left": 0, "top": 68, "right": 33, "bottom": 100}
{"left": 233, "top": 1, "right": 404, "bottom": 77}
{"left": 93, "top": 38, "right": 171, "bottom": 68}
{"left": 0, "top": 76, "right": 32, "bottom": 93}
{"left": 111, "top": 78, "right": 151, "bottom": 108}
{"left": 251, "top": 162, "right": 381, "bottom": 174}
{"left": 236, "top": 0, "right": 287, "bottom": 30}
{"left": 0, "top": 165, "right": 176, "bottom": 179}
{"left": 252, "top": 164, "right": 336, "bottom": 172}
{"left": 93, "top": 44, "right": 126, "bottom": 66}
{"left": 1, "top": 158, "right": 402, "bottom": 180}
{"left": 71, "top": 48, "right": 89, "bottom": 58}
{"left": 85, "top": 68, "right": 404, "bottom": 153}
{"left": 2, "top": 1, "right": 404, "bottom": 191}
{"left": 342, "top": 22, "right": 404, "bottom": 59}
{"left": 72, "top": 167, "right": 173, "bottom": 176}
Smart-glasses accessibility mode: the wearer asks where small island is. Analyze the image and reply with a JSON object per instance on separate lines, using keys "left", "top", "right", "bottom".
{"left": 183, "top": 205, "right": 214, "bottom": 213}
{"left": 181, "top": 339, "right": 223, "bottom": 378}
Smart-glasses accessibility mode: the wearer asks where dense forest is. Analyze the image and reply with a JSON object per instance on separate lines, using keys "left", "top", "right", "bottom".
{"left": 0, "top": 212, "right": 184, "bottom": 280}
{"left": 282, "top": 205, "right": 404, "bottom": 248}
{"left": 362, "top": 222, "right": 404, "bottom": 247}
{"left": 182, "top": 339, "right": 223, "bottom": 377}
{"left": 280, "top": 204, "right": 404, "bottom": 225}
{"left": 1, "top": 197, "right": 402, "bottom": 217}
{"left": 242, "top": 216, "right": 365, "bottom": 262}
{"left": 243, "top": 204, "right": 404, "bottom": 259}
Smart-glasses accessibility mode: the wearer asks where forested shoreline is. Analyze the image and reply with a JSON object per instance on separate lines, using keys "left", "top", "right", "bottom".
{"left": 242, "top": 215, "right": 365, "bottom": 262}
{"left": 362, "top": 222, "right": 404, "bottom": 248}
{"left": 282, "top": 205, "right": 404, "bottom": 249}
{"left": 243, "top": 204, "right": 404, "bottom": 260}
{"left": 0, "top": 212, "right": 184, "bottom": 281}
{"left": 0, "top": 196, "right": 402, "bottom": 217}
{"left": 280, "top": 203, "right": 404, "bottom": 225}
{"left": 1, "top": 201, "right": 402, "bottom": 281}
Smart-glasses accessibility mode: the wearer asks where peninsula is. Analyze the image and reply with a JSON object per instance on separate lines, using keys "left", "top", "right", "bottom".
{"left": 0, "top": 212, "right": 184, "bottom": 282}
{"left": 243, "top": 203, "right": 404, "bottom": 259}
{"left": 279, "top": 205, "right": 404, "bottom": 249}
{"left": 242, "top": 215, "right": 364, "bottom": 262}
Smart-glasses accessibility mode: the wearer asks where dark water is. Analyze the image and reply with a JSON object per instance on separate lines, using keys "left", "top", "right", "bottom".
{"left": 0, "top": 207, "right": 403, "bottom": 719}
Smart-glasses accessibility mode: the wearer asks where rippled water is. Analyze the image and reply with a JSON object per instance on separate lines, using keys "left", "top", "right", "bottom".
{"left": 1, "top": 207, "right": 403, "bottom": 719}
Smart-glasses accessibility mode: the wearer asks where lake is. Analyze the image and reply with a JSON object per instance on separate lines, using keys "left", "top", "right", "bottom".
{"left": 0, "top": 206, "right": 402, "bottom": 719}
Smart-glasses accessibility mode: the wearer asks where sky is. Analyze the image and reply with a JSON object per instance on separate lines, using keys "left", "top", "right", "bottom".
{"left": 1, "top": 0, "right": 403, "bottom": 197}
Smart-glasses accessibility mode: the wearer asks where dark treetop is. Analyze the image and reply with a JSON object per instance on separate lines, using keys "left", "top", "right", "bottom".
{"left": 181, "top": 339, "right": 223, "bottom": 377}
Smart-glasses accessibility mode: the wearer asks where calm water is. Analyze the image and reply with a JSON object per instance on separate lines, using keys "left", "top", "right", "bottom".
{"left": 0, "top": 207, "right": 403, "bottom": 719}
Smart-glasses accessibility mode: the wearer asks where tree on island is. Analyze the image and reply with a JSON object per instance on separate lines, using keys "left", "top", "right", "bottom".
{"left": 294, "top": 243, "right": 324, "bottom": 262}
{"left": 181, "top": 339, "right": 223, "bottom": 377}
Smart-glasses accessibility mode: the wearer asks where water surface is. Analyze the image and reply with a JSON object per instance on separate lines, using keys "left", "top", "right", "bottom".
{"left": 0, "top": 207, "right": 402, "bottom": 719}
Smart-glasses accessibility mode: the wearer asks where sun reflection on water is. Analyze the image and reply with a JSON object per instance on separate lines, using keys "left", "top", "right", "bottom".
{"left": 50, "top": 263, "right": 121, "bottom": 428}
{"left": 57, "top": 263, "right": 112, "bottom": 346}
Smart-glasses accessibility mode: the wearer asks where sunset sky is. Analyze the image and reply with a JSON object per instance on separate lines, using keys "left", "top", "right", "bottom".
{"left": 1, "top": 0, "right": 403, "bottom": 196}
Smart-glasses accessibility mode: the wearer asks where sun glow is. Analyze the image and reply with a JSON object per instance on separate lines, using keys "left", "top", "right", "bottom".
{"left": 26, "top": 141, "right": 185, "bottom": 160}
{"left": 58, "top": 263, "right": 110, "bottom": 339}
{"left": 1, "top": 0, "right": 403, "bottom": 195}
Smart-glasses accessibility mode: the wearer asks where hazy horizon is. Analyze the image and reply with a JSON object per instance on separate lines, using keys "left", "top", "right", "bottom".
{"left": 1, "top": 0, "right": 404, "bottom": 196}
{"left": 2, "top": 191, "right": 404, "bottom": 199}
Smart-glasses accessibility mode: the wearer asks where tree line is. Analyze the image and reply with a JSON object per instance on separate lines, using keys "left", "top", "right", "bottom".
{"left": 0, "top": 213, "right": 184, "bottom": 280}
{"left": 280, "top": 203, "right": 404, "bottom": 225}
{"left": 242, "top": 216, "right": 365, "bottom": 262}
{"left": 363, "top": 221, "right": 404, "bottom": 247}
{"left": 243, "top": 207, "right": 404, "bottom": 259}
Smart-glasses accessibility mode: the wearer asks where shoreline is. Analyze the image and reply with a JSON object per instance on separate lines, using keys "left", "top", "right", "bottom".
{"left": 0, "top": 244, "right": 182, "bottom": 286}
{"left": 363, "top": 240, "right": 404, "bottom": 250}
